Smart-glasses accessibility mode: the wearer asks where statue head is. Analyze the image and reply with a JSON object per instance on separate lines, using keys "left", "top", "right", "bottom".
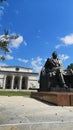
{"left": 52, "top": 51, "right": 58, "bottom": 59}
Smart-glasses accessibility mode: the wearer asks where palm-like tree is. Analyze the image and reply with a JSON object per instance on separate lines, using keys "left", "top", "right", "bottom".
{"left": 0, "top": 0, "right": 19, "bottom": 60}
{"left": 0, "top": 29, "right": 19, "bottom": 60}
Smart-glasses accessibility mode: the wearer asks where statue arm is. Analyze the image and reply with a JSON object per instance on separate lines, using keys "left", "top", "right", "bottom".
{"left": 59, "top": 60, "right": 64, "bottom": 69}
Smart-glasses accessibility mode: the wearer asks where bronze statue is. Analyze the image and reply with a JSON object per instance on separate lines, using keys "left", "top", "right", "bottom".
{"left": 44, "top": 51, "right": 68, "bottom": 88}
{"left": 40, "top": 51, "right": 73, "bottom": 92}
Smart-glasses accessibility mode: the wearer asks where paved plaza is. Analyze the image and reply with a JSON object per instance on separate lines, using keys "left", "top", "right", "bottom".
{"left": 0, "top": 96, "right": 73, "bottom": 130}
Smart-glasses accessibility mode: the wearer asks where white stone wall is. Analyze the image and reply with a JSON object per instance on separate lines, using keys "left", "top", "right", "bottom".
{"left": 28, "top": 75, "right": 39, "bottom": 89}
{"left": 28, "top": 80, "right": 39, "bottom": 89}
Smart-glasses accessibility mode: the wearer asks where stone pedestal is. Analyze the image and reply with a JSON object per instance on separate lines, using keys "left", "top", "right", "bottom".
{"left": 31, "top": 92, "right": 73, "bottom": 106}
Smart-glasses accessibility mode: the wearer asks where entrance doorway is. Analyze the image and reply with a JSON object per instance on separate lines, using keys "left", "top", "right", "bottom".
{"left": 22, "top": 77, "right": 27, "bottom": 89}
{"left": 5, "top": 76, "right": 12, "bottom": 89}
{"left": 14, "top": 76, "right": 20, "bottom": 89}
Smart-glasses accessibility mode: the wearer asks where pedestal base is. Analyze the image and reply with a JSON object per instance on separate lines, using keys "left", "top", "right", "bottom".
{"left": 31, "top": 92, "right": 73, "bottom": 106}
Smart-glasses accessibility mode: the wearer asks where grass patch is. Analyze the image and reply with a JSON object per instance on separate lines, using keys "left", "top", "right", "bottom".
{"left": 0, "top": 90, "right": 31, "bottom": 96}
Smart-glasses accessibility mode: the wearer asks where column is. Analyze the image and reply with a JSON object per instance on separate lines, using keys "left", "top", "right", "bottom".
{"left": 19, "top": 76, "right": 22, "bottom": 90}
{"left": 26, "top": 77, "right": 28, "bottom": 89}
{"left": 11, "top": 75, "right": 15, "bottom": 89}
{"left": 3, "top": 75, "right": 7, "bottom": 89}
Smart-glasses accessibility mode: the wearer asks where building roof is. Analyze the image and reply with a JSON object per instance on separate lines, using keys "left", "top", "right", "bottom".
{"left": 0, "top": 65, "right": 32, "bottom": 70}
{"left": 0, "top": 66, "right": 38, "bottom": 76}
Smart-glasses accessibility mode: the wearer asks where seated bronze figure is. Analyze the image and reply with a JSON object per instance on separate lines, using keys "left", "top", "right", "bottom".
{"left": 39, "top": 51, "right": 73, "bottom": 92}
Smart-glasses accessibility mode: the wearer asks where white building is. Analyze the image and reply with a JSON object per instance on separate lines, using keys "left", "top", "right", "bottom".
{"left": 0, "top": 66, "right": 39, "bottom": 90}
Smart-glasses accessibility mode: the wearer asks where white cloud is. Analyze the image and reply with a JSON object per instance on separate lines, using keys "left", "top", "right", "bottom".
{"left": 0, "top": 1, "right": 9, "bottom": 19}
{"left": 55, "top": 44, "right": 65, "bottom": 49}
{"left": 44, "top": 58, "right": 47, "bottom": 62}
{"left": 0, "top": 34, "right": 24, "bottom": 49}
{"left": 0, "top": 6, "right": 4, "bottom": 18}
{"left": 59, "top": 54, "right": 69, "bottom": 61}
{"left": 60, "top": 34, "right": 73, "bottom": 45}
{"left": 5, "top": 55, "right": 14, "bottom": 60}
{"left": 0, "top": 10, "right": 4, "bottom": 17}
{"left": 24, "top": 41, "right": 27, "bottom": 46}
{"left": 36, "top": 30, "right": 41, "bottom": 39}
{"left": 0, "top": 63, "right": 7, "bottom": 67}
{"left": 31, "top": 57, "right": 43, "bottom": 73}
{"left": 0, "top": 34, "right": 8, "bottom": 42}
{"left": 18, "top": 58, "right": 28, "bottom": 63}
{"left": 11, "top": 35, "right": 23, "bottom": 48}
{"left": 8, "top": 48, "right": 12, "bottom": 53}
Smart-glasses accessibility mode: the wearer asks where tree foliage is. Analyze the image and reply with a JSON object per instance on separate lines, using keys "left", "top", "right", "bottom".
{"left": 0, "top": 29, "right": 19, "bottom": 60}
{"left": 0, "top": 0, "right": 19, "bottom": 60}
{"left": 67, "top": 63, "right": 73, "bottom": 70}
{"left": 0, "top": 0, "right": 6, "bottom": 2}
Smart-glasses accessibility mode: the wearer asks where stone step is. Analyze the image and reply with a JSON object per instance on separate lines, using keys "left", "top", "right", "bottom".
{"left": 0, "top": 121, "right": 73, "bottom": 130}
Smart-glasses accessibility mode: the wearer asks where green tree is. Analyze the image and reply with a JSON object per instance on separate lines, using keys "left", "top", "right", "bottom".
{"left": 0, "top": 0, "right": 6, "bottom": 2}
{"left": 0, "top": 29, "right": 19, "bottom": 60}
{"left": 0, "top": 0, "right": 19, "bottom": 60}
{"left": 67, "top": 63, "right": 73, "bottom": 70}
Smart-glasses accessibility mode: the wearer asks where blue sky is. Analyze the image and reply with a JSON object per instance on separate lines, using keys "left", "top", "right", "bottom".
{"left": 0, "top": 0, "right": 73, "bottom": 73}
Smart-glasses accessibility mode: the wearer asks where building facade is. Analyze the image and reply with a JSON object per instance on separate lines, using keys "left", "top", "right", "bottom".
{"left": 0, "top": 66, "right": 39, "bottom": 90}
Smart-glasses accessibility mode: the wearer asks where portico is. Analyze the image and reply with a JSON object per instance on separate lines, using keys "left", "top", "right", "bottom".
{"left": 0, "top": 66, "right": 39, "bottom": 90}
{"left": 3, "top": 75, "right": 28, "bottom": 90}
